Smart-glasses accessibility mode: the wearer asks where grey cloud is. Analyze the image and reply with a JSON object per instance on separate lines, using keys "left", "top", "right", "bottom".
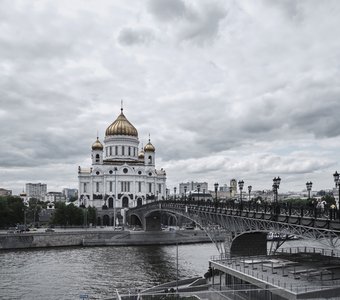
{"left": 147, "top": 0, "right": 227, "bottom": 44}
{"left": 117, "top": 27, "right": 155, "bottom": 46}
{"left": 147, "top": 0, "right": 186, "bottom": 21}
{"left": 178, "top": 4, "right": 227, "bottom": 44}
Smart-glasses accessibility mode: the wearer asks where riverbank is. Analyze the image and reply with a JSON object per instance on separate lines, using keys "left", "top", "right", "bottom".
{"left": 0, "top": 228, "right": 212, "bottom": 250}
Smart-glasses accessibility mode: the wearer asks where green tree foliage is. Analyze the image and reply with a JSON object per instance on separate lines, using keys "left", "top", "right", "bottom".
{"left": 282, "top": 198, "right": 310, "bottom": 207}
{"left": 51, "top": 202, "right": 84, "bottom": 226}
{"left": 0, "top": 196, "right": 26, "bottom": 228}
{"left": 87, "top": 206, "right": 97, "bottom": 225}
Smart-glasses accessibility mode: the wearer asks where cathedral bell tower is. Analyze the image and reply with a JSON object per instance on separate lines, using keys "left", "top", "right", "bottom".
{"left": 91, "top": 137, "right": 103, "bottom": 165}
{"left": 144, "top": 137, "right": 155, "bottom": 167}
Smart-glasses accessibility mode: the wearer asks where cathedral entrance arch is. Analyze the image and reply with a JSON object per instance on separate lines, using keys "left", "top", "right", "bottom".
{"left": 137, "top": 198, "right": 143, "bottom": 207}
{"left": 103, "top": 215, "right": 110, "bottom": 226}
{"left": 108, "top": 197, "right": 114, "bottom": 208}
{"left": 122, "top": 197, "right": 129, "bottom": 208}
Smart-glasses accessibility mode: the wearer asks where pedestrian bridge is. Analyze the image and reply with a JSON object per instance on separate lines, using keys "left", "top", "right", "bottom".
{"left": 127, "top": 200, "right": 340, "bottom": 256}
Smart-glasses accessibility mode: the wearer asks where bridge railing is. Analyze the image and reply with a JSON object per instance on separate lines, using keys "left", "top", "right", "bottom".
{"left": 144, "top": 199, "right": 340, "bottom": 223}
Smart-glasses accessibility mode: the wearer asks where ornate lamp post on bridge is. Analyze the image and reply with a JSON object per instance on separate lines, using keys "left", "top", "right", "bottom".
{"left": 272, "top": 177, "right": 281, "bottom": 203}
{"left": 333, "top": 171, "right": 340, "bottom": 208}
{"left": 184, "top": 186, "right": 187, "bottom": 203}
{"left": 248, "top": 185, "right": 252, "bottom": 202}
{"left": 306, "top": 181, "right": 313, "bottom": 199}
{"left": 214, "top": 182, "right": 219, "bottom": 209}
{"left": 197, "top": 184, "right": 201, "bottom": 202}
{"left": 238, "top": 180, "right": 244, "bottom": 208}
{"left": 174, "top": 187, "right": 177, "bottom": 201}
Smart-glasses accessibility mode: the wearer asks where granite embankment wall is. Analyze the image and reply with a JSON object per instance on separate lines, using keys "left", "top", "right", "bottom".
{"left": 0, "top": 230, "right": 211, "bottom": 250}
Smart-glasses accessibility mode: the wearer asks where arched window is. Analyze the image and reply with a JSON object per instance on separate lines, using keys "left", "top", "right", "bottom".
{"left": 108, "top": 197, "right": 113, "bottom": 208}
{"left": 122, "top": 197, "right": 129, "bottom": 208}
{"left": 148, "top": 155, "right": 152, "bottom": 164}
{"left": 95, "top": 154, "right": 100, "bottom": 163}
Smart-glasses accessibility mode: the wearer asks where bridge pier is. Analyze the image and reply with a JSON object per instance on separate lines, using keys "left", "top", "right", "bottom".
{"left": 145, "top": 211, "right": 162, "bottom": 231}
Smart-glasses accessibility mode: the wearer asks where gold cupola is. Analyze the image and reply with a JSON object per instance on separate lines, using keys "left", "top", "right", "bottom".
{"left": 105, "top": 108, "right": 138, "bottom": 137}
{"left": 144, "top": 139, "right": 155, "bottom": 152}
{"left": 138, "top": 145, "right": 145, "bottom": 159}
{"left": 92, "top": 137, "right": 103, "bottom": 151}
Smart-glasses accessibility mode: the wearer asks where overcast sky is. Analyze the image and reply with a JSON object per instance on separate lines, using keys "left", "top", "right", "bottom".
{"left": 1, "top": 0, "right": 340, "bottom": 195}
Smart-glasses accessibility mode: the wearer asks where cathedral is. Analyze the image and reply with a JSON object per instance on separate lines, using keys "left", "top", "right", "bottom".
{"left": 78, "top": 107, "right": 167, "bottom": 226}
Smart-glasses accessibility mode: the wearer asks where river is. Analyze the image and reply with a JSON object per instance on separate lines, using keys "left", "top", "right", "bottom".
{"left": 0, "top": 243, "right": 218, "bottom": 300}
{"left": 1, "top": 237, "right": 336, "bottom": 300}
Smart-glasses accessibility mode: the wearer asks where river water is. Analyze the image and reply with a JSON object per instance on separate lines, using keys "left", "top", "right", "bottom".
{"left": 1, "top": 238, "right": 336, "bottom": 300}
{"left": 0, "top": 243, "right": 218, "bottom": 300}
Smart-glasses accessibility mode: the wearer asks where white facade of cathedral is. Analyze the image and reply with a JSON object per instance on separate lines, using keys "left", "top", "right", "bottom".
{"left": 78, "top": 108, "right": 167, "bottom": 225}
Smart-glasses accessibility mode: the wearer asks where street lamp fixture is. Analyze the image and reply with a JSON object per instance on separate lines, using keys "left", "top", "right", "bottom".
{"left": 272, "top": 176, "right": 281, "bottom": 203}
{"left": 197, "top": 184, "right": 201, "bottom": 202}
{"left": 184, "top": 186, "right": 187, "bottom": 202}
{"left": 174, "top": 187, "right": 177, "bottom": 201}
{"left": 306, "top": 181, "right": 313, "bottom": 199}
{"left": 238, "top": 180, "right": 244, "bottom": 205}
{"left": 333, "top": 171, "right": 340, "bottom": 208}
{"left": 214, "top": 183, "right": 219, "bottom": 208}
{"left": 248, "top": 185, "right": 252, "bottom": 201}
{"left": 229, "top": 186, "right": 233, "bottom": 199}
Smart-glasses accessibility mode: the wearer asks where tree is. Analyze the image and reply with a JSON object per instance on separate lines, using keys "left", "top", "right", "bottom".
{"left": 51, "top": 202, "right": 84, "bottom": 226}
{"left": 0, "top": 196, "right": 25, "bottom": 228}
{"left": 87, "top": 206, "right": 97, "bottom": 225}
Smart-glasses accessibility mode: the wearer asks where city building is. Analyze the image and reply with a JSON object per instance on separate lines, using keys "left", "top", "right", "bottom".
{"left": 45, "top": 192, "right": 66, "bottom": 203}
{"left": 179, "top": 182, "right": 209, "bottom": 195}
{"left": 0, "top": 188, "right": 12, "bottom": 196}
{"left": 78, "top": 107, "right": 167, "bottom": 225}
{"left": 62, "top": 188, "right": 78, "bottom": 201}
{"left": 25, "top": 183, "right": 47, "bottom": 200}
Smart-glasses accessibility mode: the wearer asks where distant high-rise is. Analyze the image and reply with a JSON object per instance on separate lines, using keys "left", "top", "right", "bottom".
{"left": 25, "top": 183, "right": 47, "bottom": 200}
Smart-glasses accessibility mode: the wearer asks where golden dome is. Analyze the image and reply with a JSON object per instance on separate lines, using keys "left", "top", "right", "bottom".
{"left": 92, "top": 137, "right": 103, "bottom": 151}
{"left": 138, "top": 149, "right": 145, "bottom": 159}
{"left": 144, "top": 140, "right": 155, "bottom": 152}
{"left": 105, "top": 109, "right": 138, "bottom": 137}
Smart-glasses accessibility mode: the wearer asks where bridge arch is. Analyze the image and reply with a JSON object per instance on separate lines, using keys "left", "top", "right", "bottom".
{"left": 129, "top": 213, "right": 142, "bottom": 227}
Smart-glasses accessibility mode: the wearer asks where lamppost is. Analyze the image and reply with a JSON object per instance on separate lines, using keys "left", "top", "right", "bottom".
{"left": 248, "top": 185, "right": 252, "bottom": 202}
{"left": 114, "top": 167, "right": 118, "bottom": 228}
{"left": 197, "top": 184, "right": 201, "bottom": 202}
{"left": 306, "top": 181, "right": 313, "bottom": 199}
{"left": 166, "top": 188, "right": 169, "bottom": 200}
{"left": 333, "top": 171, "right": 340, "bottom": 208}
{"left": 229, "top": 186, "right": 233, "bottom": 200}
{"left": 184, "top": 186, "right": 187, "bottom": 203}
{"left": 238, "top": 180, "right": 244, "bottom": 205}
{"left": 174, "top": 187, "right": 177, "bottom": 201}
{"left": 214, "top": 183, "right": 219, "bottom": 209}
{"left": 272, "top": 177, "right": 281, "bottom": 203}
